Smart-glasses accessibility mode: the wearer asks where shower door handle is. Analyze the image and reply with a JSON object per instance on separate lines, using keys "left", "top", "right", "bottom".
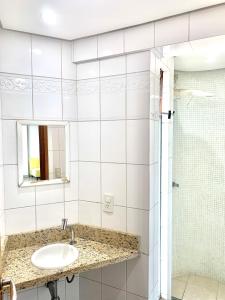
{"left": 172, "top": 181, "right": 179, "bottom": 188}
{"left": 161, "top": 110, "right": 175, "bottom": 119}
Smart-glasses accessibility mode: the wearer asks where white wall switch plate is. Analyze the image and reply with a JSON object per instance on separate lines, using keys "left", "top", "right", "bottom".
{"left": 103, "top": 193, "right": 114, "bottom": 213}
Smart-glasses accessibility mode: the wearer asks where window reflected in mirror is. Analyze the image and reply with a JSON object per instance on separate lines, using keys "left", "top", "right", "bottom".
{"left": 18, "top": 121, "right": 69, "bottom": 187}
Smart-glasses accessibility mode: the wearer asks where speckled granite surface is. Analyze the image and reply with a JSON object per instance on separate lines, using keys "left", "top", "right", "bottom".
{"left": 1, "top": 224, "right": 139, "bottom": 290}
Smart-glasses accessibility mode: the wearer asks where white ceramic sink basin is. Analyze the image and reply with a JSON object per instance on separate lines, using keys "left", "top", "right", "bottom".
{"left": 31, "top": 243, "right": 79, "bottom": 270}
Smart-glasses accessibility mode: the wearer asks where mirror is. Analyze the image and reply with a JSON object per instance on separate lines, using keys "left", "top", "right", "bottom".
{"left": 17, "top": 121, "right": 70, "bottom": 187}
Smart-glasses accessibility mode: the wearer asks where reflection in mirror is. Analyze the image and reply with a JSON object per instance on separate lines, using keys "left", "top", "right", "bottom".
{"left": 18, "top": 121, "right": 69, "bottom": 187}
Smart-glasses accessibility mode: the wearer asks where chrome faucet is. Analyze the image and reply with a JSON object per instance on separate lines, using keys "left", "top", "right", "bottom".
{"left": 61, "top": 218, "right": 76, "bottom": 245}
{"left": 62, "top": 218, "right": 68, "bottom": 230}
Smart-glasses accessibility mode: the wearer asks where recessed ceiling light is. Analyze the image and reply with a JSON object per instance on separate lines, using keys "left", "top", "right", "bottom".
{"left": 41, "top": 8, "right": 57, "bottom": 26}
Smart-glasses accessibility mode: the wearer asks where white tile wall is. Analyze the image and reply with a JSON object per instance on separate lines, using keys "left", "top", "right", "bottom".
{"left": 79, "top": 278, "right": 101, "bottom": 300}
{"left": 78, "top": 200, "right": 101, "bottom": 226}
{"left": 65, "top": 276, "right": 79, "bottom": 300}
{"left": 33, "top": 77, "right": 62, "bottom": 120}
{"left": 5, "top": 206, "right": 36, "bottom": 235}
{"left": 65, "top": 162, "right": 79, "bottom": 201}
{"left": 81, "top": 268, "right": 101, "bottom": 282}
{"left": 127, "top": 292, "right": 147, "bottom": 300}
{"left": 127, "top": 51, "right": 150, "bottom": 73}
{"left": 4, "top": 165, "right": 35, "bottom": 209}
{"left": 0, "top": 167, "right": 4, "bottom": 211}
{"left": 100, "top": 75, "right": 126, "bottom": 120}
{"left": 101, "top": 163, "right": 126, "bottom": 207}
{"left": 77, "top": 61, "right": 99, "bottom": 80}
{"left": 17, "top": 288, "right": 38, "bottom": 300}
{"left": 65, "top": 200, "right": 79, "bottom": 224}
{"left": 0, "top": 30, "right": 163, "bottom": 299}
{"left": 62, "top": 41, "right": 77, "bottom": 80}
{"left": 127, "top": 119, "right": 149, "bottom": 164}
{"left": 32, "top": 35, "right": 61, "bottom": 78}
{"left": 2, "top": 120, "right": 17, "bottom": 164}
{"left": 0, "top": 73, "right": 33, "bottom": 119}
{"left": 0, "top": 123, "right": 3, "bottom": 167}
{"left": 98, "top": 31, "right": 124, "bottom": 57}
{"left": 0, "top": 30, "right": 31, "bottom": 75}
{"left": 74, "top": 37, "right": 98, "bottom": 62}
{"left": 190, "top": 5, "right": 225, "bottom": 41}
{"left": 127, "top": 254, "right": 149, "bottom": 297}
{"left": 0, "top": 29, "right": 81, "bottom": 255}
{"left": 101, "top": 120, "right": 126, "bottom": 163}
{"left": 102, "top": 285, "right": 126, "bottom": 300}
{"left": 78, "top": 121, "right": 100, "bottom": 161}
{"left": 79, "top": 162, "right": 101, "bottom": 202}
{"left": 127, "top": 164, "right": 149, "bottom": 210}
{"left": 100, "top": 56, "right": 126, "bottom": 77}
{"left": 150, "top": 163, "right": 160, "bottom": 209}
{"left": 77, "top": 79, "right": 100, "bottom": 120}
{"left": 77, "top": 50, "right": 162, "bottom": 300}
{"left": 36, "top": 202, "right": 64, "bottom": 229}
{"left": 62, "top": 80, "right": 77, "bottom": 121}
{"left": 36, "top": 184, "right": 64, "bottom": 205}
{"left": 102, "top": 205, "right": 126, "bottom": 231}
{"left": 155, "top": 14, "right": 189, "bottom": 47}
{"left": 102, "top": 262, "right": 126, "bottom": 290}
{"left": 10, "top": 278, "right": 78, "bottom": 300}
{"left": 72, "top": 4, "right": 225, "bottom": 64}
{"left": 127, "top": 72, "right": 150, "bottom": 119}
{"left": 0, "top": 12, "right": 183, "bottom": 299}
{"left": 37, "top": 280, "right": 66, "bottom": 300}
{"left": 124, "top": 23, "right": 155, "bottom": 52}
{"left": 69, "top": 122, "right": 79, "bottom": 161}
{"left": 127, "top": 207, "right": 149, "bottom": 254}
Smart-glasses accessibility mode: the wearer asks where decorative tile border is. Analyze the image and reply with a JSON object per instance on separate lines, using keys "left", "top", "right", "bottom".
{"left": 0, "top": 74, "right": 32, "bottom": 92}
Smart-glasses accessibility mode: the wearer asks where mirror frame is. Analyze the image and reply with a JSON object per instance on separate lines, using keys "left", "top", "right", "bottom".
{"left": 17, "top": 120, "right": 70, "bottom": 187}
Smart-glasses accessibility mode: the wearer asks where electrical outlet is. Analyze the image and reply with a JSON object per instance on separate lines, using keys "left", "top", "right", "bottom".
{"left": 103, "top": 193, "right": 114, "bottom": 213}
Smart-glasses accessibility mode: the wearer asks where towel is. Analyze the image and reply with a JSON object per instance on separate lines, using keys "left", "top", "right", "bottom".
{"left": 0, "top": 279, "right": 17, "bottom": 300}
{"left": 10, "top": 280, "right": 17, "bottom": 300}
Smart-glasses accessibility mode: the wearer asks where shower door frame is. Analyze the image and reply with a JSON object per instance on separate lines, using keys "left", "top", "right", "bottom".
{"left": 159, "top": 61, "right": 173, "bottom": 300}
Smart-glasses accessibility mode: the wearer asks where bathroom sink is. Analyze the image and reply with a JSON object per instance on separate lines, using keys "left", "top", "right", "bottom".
{"left": 31, "top": 243, "right": 79, "bottom": 270}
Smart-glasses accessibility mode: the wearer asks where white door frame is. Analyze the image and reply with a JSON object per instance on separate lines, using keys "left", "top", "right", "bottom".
{"left": 159, "top": 61, "right": 173, "bottom": 300}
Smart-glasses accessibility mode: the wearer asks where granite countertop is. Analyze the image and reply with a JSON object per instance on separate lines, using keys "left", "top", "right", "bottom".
{"left": 1, "top": 224, "right": 139, "bottom": 290}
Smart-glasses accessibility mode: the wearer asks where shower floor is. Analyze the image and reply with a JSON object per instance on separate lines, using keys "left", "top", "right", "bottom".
{"left": 172, "top": 274, "right": 225, "bottom": 300}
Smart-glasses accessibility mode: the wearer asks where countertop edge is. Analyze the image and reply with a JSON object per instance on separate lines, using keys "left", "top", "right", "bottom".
{"left": 15, "top": 250, "right": 139, "bottom": 290}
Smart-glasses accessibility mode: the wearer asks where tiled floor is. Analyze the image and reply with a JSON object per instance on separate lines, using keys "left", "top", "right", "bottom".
{"left": 172, "top": 274, "right": 225, "bottom": 300}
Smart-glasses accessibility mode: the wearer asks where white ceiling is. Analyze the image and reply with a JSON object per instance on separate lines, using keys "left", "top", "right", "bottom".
{"left": 0, "top": 0, "right": 224, "bottom": 40}
{"left": 163, "top": 35, "right": 225, "bottom": 71}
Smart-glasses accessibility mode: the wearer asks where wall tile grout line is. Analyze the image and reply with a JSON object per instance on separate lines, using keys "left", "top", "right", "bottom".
{"left": 125, "top": 47, "right": 128, "bottom": 300}
{"left": 30, "top": 34, "right": 35, "bottom": 121}
{"left": 76, "top": 61, "right": 80, "bottom": 225}
{"left": 125, "top": 52, "right": 128, "bottom": 234}
{"left": 0, "top": 68, "right": 150, "bottom": 84}
{"left": 79, "top": 276, "right": 149, "bottom": 299}
{"left": 99, "top": 59, "right": 103, "bottom": 230}
{"left": 98, "top": 41, "right": 103, "bottom": 300}
{"left": 60, "top": 40, "right": 66, "bottom": 219}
